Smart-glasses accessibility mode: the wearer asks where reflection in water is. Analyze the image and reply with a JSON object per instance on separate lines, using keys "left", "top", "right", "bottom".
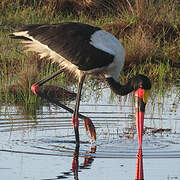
{"left": 72, "top": 145, "right": 96, "bottom": 180}
{"left": 40, "top": 145, "right": 143, "bottom": 180}
{"left": 67, "top": 146, "right": 144, "bottom": 180}
{"left": 0, "top": 86, "right": 179, "bottom": 179}
{"left": 135, "top": 148, "right": 144, "bottom": 180}
{"left": 72, "top": 145, "right": 79, "bottom": 180}
{"left": 46, "top": 145, "right": 96, "bottom": 180}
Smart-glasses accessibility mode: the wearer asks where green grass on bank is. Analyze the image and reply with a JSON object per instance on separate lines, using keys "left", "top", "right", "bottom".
{"left": 0, "top": 0, "right": 179, "bottom": 105}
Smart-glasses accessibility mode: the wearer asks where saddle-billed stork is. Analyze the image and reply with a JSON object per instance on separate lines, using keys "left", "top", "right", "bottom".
{"left": 10, "top": 22, "right": 151, "bottom": 146}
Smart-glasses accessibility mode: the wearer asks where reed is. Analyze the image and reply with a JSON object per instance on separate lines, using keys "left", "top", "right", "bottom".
{"left": 0, "top": 0, "right": 179, "bottom": 105}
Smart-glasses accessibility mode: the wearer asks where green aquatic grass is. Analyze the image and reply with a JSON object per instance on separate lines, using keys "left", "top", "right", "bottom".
{"left": 0, "top": 0, "right": 179, "bottom": 108}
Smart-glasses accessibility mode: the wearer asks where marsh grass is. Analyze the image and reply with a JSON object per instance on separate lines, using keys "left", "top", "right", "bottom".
{"left": 0, "top": 0, "right": 179, "bottom": 106}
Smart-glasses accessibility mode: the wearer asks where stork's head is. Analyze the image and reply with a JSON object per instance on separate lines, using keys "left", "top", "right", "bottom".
{"left": 133, "top": 74, "right": 151, "bottom": 146}
{"left": 106, "top": 73, "right": 151, "bottom": 146}
{"left": 132, "top": 74, "right": 151, "bottom": 112}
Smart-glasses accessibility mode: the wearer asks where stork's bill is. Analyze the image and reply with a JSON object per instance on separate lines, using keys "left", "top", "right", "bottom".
{"left": 134, "top": 88, "right": 149, "bottom": 147}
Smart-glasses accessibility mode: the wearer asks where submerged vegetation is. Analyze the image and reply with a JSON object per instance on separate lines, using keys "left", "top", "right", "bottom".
{"left": 0, "top": 0, "right": 179, "bottom": 106}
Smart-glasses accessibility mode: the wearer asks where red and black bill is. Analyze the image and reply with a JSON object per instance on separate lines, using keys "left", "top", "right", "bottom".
{"left": 135, "top": 88, "right": 149, "bottom": 147}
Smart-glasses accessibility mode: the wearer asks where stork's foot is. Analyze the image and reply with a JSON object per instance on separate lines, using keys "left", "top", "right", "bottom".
{"left": 31, "top": 83, "right": 40, "bottom": 95}
{"left": 84, "top": 118, "right": 96, "bottom": 142}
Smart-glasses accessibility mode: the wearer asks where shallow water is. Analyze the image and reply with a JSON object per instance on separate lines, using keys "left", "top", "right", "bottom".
{"left": 0, "top": 86, "right": 180, "bottom": 180}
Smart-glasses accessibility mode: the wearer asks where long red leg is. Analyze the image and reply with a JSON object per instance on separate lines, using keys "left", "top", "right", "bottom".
{"left": 31, "top": 70, "right": 96, "bottom": 142}
{"left": 31, "top": 70, "right": 96, "bottom": 143}
{"left": 72, "top": 73, "right": 86, "bottom": 145}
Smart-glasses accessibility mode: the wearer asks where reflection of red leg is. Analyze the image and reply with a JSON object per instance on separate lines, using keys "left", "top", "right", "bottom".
{"left": 72, "top": 154, "right": 79, "bottom": 173}
{"left": 83, "top": 156, "right": 89, "bottom": 167}
{"left": 135, "top": 148, "right": 144, "bottom": 180}
{"left": 72, "top": 146, "right": 79, "bottom": 180}
{"left": 136, "top": 111, "right": 144, "bottom": 147}
{"left": 83, "top": 146, "right": 96, "bottom": 167}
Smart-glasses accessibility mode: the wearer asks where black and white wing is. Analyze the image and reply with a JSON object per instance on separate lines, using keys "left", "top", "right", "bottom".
{"left": 10, "top": 22, "right": 114, "bottom": 71}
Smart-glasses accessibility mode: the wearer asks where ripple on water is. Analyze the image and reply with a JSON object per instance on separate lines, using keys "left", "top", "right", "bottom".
{"left": 1, "top": 124, "right": 180, "bottom": 159}
{"left": 0, "top": 87, "right": 180, "bottom": 159}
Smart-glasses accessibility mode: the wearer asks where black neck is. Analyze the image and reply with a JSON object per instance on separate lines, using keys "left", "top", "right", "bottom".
{"left": 106, "top": 78, "right": 134, "bottom": 96}
{"left": 106, "top": 74, "right": 151, "bottom": 96}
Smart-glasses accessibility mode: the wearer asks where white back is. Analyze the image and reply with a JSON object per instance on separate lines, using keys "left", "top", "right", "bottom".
{"left": 90, "top": 30, "right": 125, "bottom": 82}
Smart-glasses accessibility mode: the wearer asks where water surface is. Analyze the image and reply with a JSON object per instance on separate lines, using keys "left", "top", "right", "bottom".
{"left": 0, "top": 86, "right": 180, "bottom": 180}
